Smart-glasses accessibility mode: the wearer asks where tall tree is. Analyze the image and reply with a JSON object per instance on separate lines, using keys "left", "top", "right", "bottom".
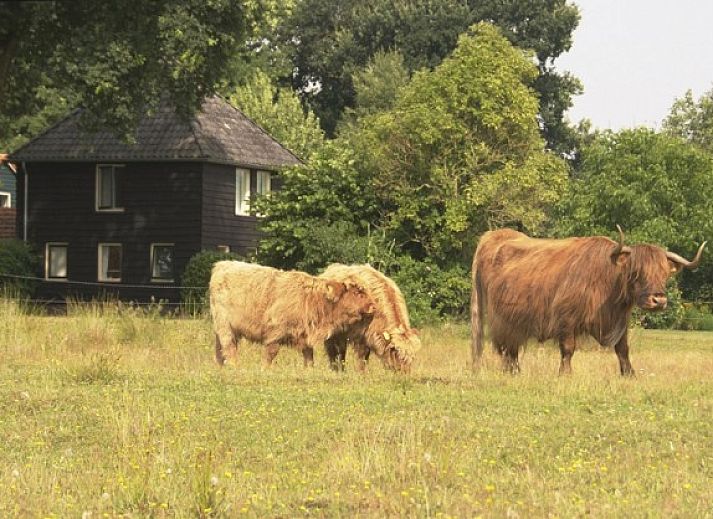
{"left": 257, "top": 23, "right": 569, "bottom": 271}
{"left": 228, "top": 70, "right": 324, "bottom": 160}
{"left": 0, "top": 0, "right": 251, "bottom": 149}
{"left": 280, "top": 0, "right": 581, "bottom": 153}
{"left": 663, "top": 87, "right": 713, "bottom": 154}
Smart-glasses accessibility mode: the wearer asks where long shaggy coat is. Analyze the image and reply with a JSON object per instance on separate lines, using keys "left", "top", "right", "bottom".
{"left": 210, "top": 261, "right": 374, "bottom": 366}
{"left": 471, "top": 229, "right": 704, "bottom": 375}
{"left": 319, "top": 263, "right": 421, "bottom": 372}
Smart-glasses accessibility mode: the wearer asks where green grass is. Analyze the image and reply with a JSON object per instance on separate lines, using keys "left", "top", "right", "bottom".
{"left": 1, "top": 299, "right": 712, "bottom": 518}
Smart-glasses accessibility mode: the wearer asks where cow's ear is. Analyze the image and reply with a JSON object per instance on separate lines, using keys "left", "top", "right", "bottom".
{"left": 325, "top": 281, "right": 346, "bottom": 302}
{"left": 615, "top": 250, "right": 631, "bottom": 266}
{"left": 668, "top": 259, "right": 684, "bottom": 274}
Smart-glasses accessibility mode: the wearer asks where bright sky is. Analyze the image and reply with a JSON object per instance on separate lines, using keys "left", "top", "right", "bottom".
{"left": 556, "top": 0, "right": 713, "bottom": 130}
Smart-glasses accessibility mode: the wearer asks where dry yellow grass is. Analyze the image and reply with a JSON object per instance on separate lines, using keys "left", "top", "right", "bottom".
{"left": 0, "top": 299, "right": 712, "bottom": 517}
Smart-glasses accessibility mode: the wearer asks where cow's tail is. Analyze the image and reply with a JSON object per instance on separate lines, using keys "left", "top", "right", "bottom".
{"left": 470, "top": 252, "right": 485, "bottom": 371}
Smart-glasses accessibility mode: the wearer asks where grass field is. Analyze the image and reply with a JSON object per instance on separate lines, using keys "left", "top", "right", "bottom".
{"left": 1, "top": 299, "right": 712, "bottom": 518}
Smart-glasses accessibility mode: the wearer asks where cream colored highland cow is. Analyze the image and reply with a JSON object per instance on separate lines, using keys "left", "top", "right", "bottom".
{"left": 319, "top": 263, "right": 421, "bottom": 372}
{"left": 210, "top": 261, "right": 375, "bottom": 367}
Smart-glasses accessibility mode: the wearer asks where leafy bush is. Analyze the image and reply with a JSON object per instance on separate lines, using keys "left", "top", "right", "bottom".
{"left": 633, "top": 279, "right": 684, "bottom": 329}
{"left": 390, "top": 257, "right": 471, "bottom": 326}
{"left": 180, "top": 250, "right": 241, "bottom": 312}
{"left": 0, "top": 239, "right": 40, "bottom": 299}
{"left": 677, "top": 304, "right": 713, "bottom": 331}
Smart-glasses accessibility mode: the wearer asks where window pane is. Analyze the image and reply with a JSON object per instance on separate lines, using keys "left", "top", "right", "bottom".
{"left": 235, "top": 168, "right": 250, "bottom": 214}
{"left": 0, "top": 193, "right": 10, "bottom": 208}
{"left": 256, "top": 171, "right": 271, "bottom": 195}
{"left": 152, "top": 246, "right": 174, "bottom": 279}
{"left": 98, "top": 167, "right": 115, "bottom": 209}
{"left": 48, "top": 246, "right": 67, "bottom": 278}
{"left": 100, "top": 245, "right": 121, "bottom": 280}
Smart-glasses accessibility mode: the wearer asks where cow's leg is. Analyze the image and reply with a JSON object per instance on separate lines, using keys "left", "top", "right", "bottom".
{"left": 614, "top": 333, "right": 634, "bottom": 376}
{"left": 325, "top": 337, "right": 345, "bottom": 371}
{"left": 302, "top": 347, "right": 315, "bottom": 368}
{"left": 503, "top": 345, "right": 520, "bottom": 374}
{"left": 353, "top": 340, "right": 370, "bottom": 372}
{"left": 263, "top": 342, "right": 281, "bottom": 367}
{"left": 558, "top": 335, "right": 576, "bottom": 375}
{"left": 213, "top": 323, "right": 238, "bottom": 366}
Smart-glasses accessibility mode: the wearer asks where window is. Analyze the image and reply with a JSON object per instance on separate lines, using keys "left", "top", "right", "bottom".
{"left": 235, "top": 168, "right": 251, "bottom": 215}
{"left": 216, "top": 245, "right": 230, "bottom": 254}
{"left": 98, "top": 244, "right": 122, "bottom": 282}
{"left": 0, "top": 191, "right": 10, "bottom": 208}
{"left": 235, "top": 169, "right": 272, "bottom": 215}
{"left": 96, "top": 164, "right": 123, "bottom": 211}
{"left": 45, "top": 243, "right": 67, "bottom": 280}
{"left": 150, "top": 244, "right": 174, "bottom": 281}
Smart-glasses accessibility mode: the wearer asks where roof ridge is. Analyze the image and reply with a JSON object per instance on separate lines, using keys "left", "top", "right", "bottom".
{"left": 217, "top": 94, "right": 303, "bottom": 165}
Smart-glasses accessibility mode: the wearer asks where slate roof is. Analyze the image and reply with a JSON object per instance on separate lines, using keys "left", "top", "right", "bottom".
{"left": 10, "top": 96, "right": 302, "bottom": 168}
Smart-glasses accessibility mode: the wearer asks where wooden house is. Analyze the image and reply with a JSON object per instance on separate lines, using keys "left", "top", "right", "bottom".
{"left": 8, "top": 96, "right": 301, "bottom": 303}
{"left": 0, "top": 160, "right": 17, "bottom": 238}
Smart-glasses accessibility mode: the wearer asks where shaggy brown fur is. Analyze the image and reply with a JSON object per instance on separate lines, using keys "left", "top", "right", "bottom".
{"left": 210, "top": 261, "right": 375, "bottom": 367}
{"left": 471, "top": 229, "right": 706, "bottom": 375}
{"left": 319, "top": 264, "right": 421, "bottom": 372}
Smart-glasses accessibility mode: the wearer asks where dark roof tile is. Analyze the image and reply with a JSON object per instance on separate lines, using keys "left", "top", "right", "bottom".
{"left": 10, "top": 96, "right": 302, "bottom": 168}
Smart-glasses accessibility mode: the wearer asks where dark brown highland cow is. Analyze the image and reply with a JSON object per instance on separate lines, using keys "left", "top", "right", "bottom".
{"left": 471, "top": 227, "right": 706, "bottom": 375}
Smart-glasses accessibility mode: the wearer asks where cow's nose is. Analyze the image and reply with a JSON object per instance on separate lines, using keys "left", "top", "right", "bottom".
{"left": 652, "top": 295, "right": 667, "bottom": 309}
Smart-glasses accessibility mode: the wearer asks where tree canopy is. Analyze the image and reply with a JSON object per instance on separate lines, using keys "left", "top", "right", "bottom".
{"left": 279, "top": 0, "right": 581, "bottom": 152}
{"left": 0, "top": 0, "right": 252, "bottom": 149}
{"left": 663, "top": 86, "right": 713, "bottom": 154}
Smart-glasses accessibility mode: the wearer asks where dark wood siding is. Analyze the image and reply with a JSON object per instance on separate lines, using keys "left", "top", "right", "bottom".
{"left": 201, "top": 162, "right": 265, "bottom": 256}
{"left": 20, "top": 161, "right": 202, "bottom": 302}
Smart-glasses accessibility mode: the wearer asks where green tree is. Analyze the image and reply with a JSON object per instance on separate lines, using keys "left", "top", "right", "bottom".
{"left": 356, "top": 23, "right": 569, "bottom": 265}
{"left": 340, "top": 50, "right": 410, "bottom": 128}
{"left": 663, "top": 87, "right": 713, "bottom": 154}
{"left": 280, "top": 0, "right": 581, "bottom": 152}
{"left": 0, "top": 0, "right": 252, "bottom": 149}
{"left": 228, "top": 70, "right": 324, "bottom": 160}
{"left": 556, "top": 129, "right": 713, "bottom": 250}
{"left": 258, "top": 24, "right": 568, "bottom": 299}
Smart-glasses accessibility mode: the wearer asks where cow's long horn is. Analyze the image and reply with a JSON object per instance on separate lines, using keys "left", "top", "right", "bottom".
{"left": 611, "top": 225, "right": 631, "bottom": 258}
{"left": 666, "top": 242, "right": 708, "bottom": 270}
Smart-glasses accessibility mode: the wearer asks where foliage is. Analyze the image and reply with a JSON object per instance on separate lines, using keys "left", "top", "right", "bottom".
{"left": 677, "top": 303, "right": 713, "bottom": 331}
{"left": 356, "top": 23, "right": 569, "bottom": 266}
{"left": 339, "top": 51, "right": 410, "bottom": 130}
{"left": 389, "top": 257, "right": 471, "bottom": 325}
{"left": 180, "top": 250, "right": 241, "bottom": 311}
{"left": 663, "top": 86, "right": 713, "bottom": 154}
{"left": 227, "top": 70, "right": 324, "bottom": 160}
{"left": 555, "top": 128, "right": 713, "bottom": 298}
{"left": 255, "top": 141, "right": 381, "bottom": 271}
{"left": 280, "top": 0, "right": 582, "bottom": 152}
{"left": 0, "top": 239, "right": 39, "bottom": 299}
{"left": 0, "top": 0, "right": 252, "bottom": 148}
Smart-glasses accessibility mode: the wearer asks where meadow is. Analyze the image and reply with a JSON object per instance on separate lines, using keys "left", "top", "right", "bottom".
{"left": 1, "top": 298, "right": 712, "bottom": 518}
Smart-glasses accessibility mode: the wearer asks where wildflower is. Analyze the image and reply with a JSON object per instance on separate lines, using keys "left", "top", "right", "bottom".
{"left": 210, "top": 475, "right": 219, "bottom": 486}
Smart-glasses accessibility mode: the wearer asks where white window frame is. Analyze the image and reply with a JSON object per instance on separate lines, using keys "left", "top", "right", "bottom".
{"left": 150, "top": 243, "right": 175, "bottom": 282}
{"left": 0, "top": 191, "right": 11, "bottom": 208}
{"left": 235, "top": 168, "right": 273, "bottom": 216}
{"left": 216, "top": 245, "right": 230, "bottom": 253}
{"left": 235, "top": 168, "right": 251, "bottom": 215}
{"left": 95, "top": 164, "right": 125, "bottom": 212}
{"left": 45, "top": 242, "right": 68, "bottom": 281}
{"left": 98, "top": 243, "right": 122, "bottom": 282}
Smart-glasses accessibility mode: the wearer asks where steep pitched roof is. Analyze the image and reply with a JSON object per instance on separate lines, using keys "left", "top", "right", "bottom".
{"left": 10, "top": 96, "right": 302, "bottom": 168}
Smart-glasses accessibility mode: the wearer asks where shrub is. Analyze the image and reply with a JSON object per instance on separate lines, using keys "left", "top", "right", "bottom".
{"left": 0, "top": 239, "right": 40, "bottom": 299}
{"left": 390, "top": 257, "right": 471, "bottom": 326}
{"left": 678, "top": 303, "right": 713, "bottom": 331}
{"left": 180, "top": 250, "right": 241, "bottom": 312}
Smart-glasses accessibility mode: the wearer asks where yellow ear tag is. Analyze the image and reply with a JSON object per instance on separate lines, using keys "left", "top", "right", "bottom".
{"left": 383, "top": 331, "right": 391, "bottom": 342}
